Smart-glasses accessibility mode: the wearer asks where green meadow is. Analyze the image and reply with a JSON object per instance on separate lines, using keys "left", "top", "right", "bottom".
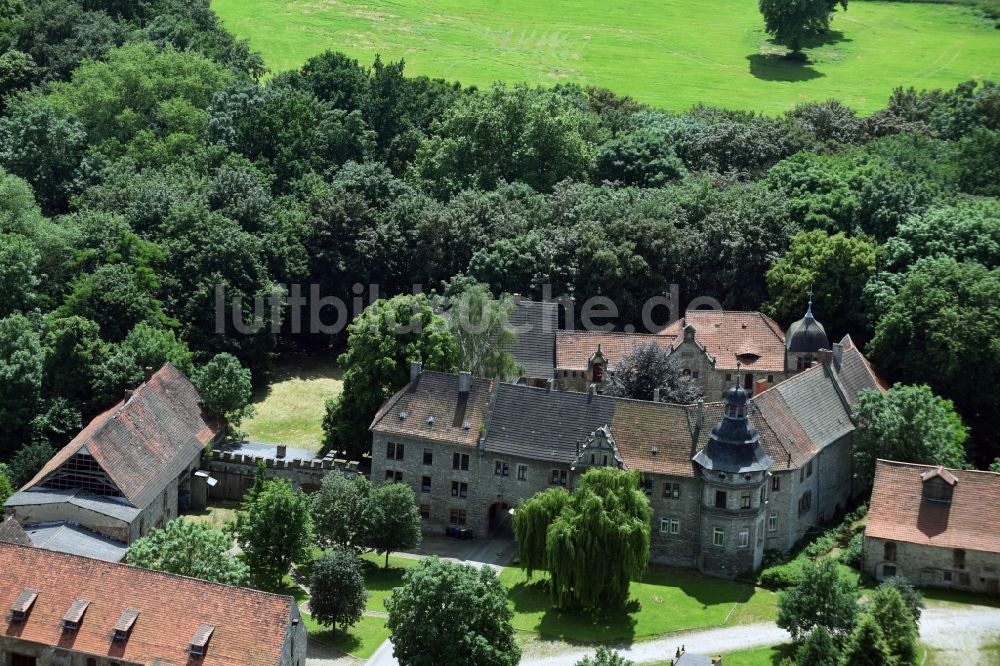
{"left": 211, "top": 0, "right": 999, "bottom": 114}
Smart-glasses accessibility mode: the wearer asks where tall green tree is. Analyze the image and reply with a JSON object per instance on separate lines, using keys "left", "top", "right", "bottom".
{"left": 866, "top": 584, "right": 918, "bottom": 665}
{"left": 9, "top": 441, "right": 55, "bottom": 488}
{"left": 512, "top": 487, "right": 571, "bottom": 578}
{"left": 0, "top": 313, "right": 43, "bottom": 454}
{"left": 853, "top": 384, "right": 968, "bottom": 486}
{"left": 758, "top": 0, "right": 848, "bottom": 54}
{"left": 311, "top": 473, "right": 373, "bottom": 552}
{"left": 514, "top": 468, "right": 651, "bottom": 610}
{"left": 765, "top": 229, "right": 879, "bottom": 341}
{"left": 840, "top": 613, "right": 896, "bottom": 666}
{"left": 366, "top": 481, "right": 422, "bottom": 568}
{"left": 0, "top": 466, "right": 13, "bottom": 505}
{"left": 193, "top": 353, "right": 254, "bottom": 434}
{"left": 308, "top": 549, "right": 367, "bottom": 632}
{"left": 575, "top": 647, "right": 635, "bottom": 666}
{"left": 0, "top": 234, "right": 39, "bottom": 316}
{"left": 228, "top": 478, "right": 313, "bottom": 588}
{"left": 445, "top": 284, "right": 521, "bottom": 381}
{"left": 323, "top": 294, "right": 458, "bottom": 459}
{"left": 777, "top": 557, "right": 858, "bottom": 640}
{"left": 127, "top": 518, "right": 249, "bottom": 586}
{"left": 795, "top": 625, "right": 840, "bottom": 666}
{"left": 385, "top": 557, "right": 520, "bottom": 666}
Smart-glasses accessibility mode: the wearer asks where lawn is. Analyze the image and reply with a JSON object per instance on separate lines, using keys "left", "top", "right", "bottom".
{"left": 242, "top": 356, "right": 342, "bottom": 451}
{"left": 301, "top": 612, "right": 390, "bottom": 660}
{"left": 499, "top": 565, "right": 778, "bottom": 642}
{"left": 211, "top": 0, "right": 1000, "bottom": 114}
{"left": 180, "top": 500, "right": 239, "bottom": 530}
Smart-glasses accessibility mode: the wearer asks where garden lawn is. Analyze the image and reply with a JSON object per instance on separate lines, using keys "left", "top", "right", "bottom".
{"left": 360, "top": 552, "right": 420, "bottom": 612}
{"left": 499, "top": 565, "right": 778, "bottom": 642}
{"left": 180, "top": 500, "right": 239, "bottom": 530}
{"left": 211, "top": 0, "right": 1000, "bottom": 114}
{"left": 302, "top": 612, "right": 390, "bottom": 660}
{"left": 242, "top": 356, "right": 342, "bottom": 452}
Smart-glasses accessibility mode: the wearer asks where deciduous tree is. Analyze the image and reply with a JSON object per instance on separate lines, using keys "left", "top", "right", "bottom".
{"left": 575, "top": 647, "right": 634, "bottom": 666}
{"left": 194, "top": 353, "right": 254, "bottom": 434}
{"left": 127, "top": 518, "right": 249, "bottom": 586}
{"left": 603, "top": 343, "right": 703, "bottom": 404}
{"left": 777, "top": 557, "right": 858, "bottom": 640}
{"left": 840, "top": 613, "right": 895, "bottom": 666}
{"left": 366, "top": 482, "right": 422, "bottom": 568}
{"left": 444, "top": 284, "right": 521, "bottom": 381}
{"left": 308, "top": 549, "right": 367, "bottom": 632}
{"left": 758, "top": 0, "right": 848, "bottom": 54}
{"left": 385, "top": 557, "right": 520, "bottom": 666}
{"left": 311, "top": 473, "right": 373, "bottom": 552}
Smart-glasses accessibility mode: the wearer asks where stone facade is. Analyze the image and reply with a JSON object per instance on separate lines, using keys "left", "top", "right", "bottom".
{"left": 864, "top": 537, "right": 1000, "bottom": 595}
{"left": 205, "top": 450, "right": 359, "bottom": 501}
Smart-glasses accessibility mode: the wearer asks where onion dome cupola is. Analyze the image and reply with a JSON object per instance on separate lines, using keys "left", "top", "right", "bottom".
{"left": 692, "top": 378, "right": 773, "bottom": 474}
{"left": 785, "top": 289, "right": 829, "bottom": 354}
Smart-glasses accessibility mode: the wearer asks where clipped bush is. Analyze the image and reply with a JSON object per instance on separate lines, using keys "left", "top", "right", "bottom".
{"left": 759, "top": 559, "right": 808, "bottom": 589}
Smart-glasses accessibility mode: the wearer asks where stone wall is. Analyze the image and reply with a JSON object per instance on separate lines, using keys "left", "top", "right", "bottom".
{"left": 206, "top": 450, "right": 358, "bottom": 501}
{"left": 864, "top": 536, "right": 1000, "bottom": 595}
{"left": 6, "top": 502, "right": 130, "bottom": 544}
{"left": 0, "top": 639, "right": 142, "bottom": 666}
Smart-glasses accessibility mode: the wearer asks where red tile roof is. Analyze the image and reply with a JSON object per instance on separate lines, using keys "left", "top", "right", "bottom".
{"left": 555, "top": 330, "right": 677, "bottom": 371}
{"left": 611, "top": 400, "right": 697, "bottom": 477}
{"left": 866, "top": 460, "right": 1000, "bottom": 554}
{"left": 0, "top": 542, "right": 297, "bottom": 665}
{"left": 659, "top": 310, "right": 787, "bottom": 371}
{"left": 369, "top": 371, "right": 493, "bottom": 448}
{"left": 24, "top": 364, "right": 222, "bottom": 510}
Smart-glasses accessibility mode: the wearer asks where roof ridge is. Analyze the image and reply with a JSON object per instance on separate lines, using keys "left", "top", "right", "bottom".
{"left": 876, "top": 459, "right": 1000, "bottom": 476}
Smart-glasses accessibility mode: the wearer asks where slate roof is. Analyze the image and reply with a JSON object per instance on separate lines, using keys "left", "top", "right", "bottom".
{"left": 5, "top": 488, "right": 142, "bottom": 522}
{"left": 508, "top": 299, "right": 559, "bottom": 379}
{"left": 369, "top": 371, "right": 493, "bottom": 447}
{"left": 775, "top": 365, "right": 854, "bottom": 448}
{"left": 555, "top": 330, "right": 676, "bottom": 371}
{"left": 22, "top": 522, "right": 128, "bottom": 562}
{"left": 659, "top": 310, "right": 786, "bottom": 371}
{"left": 612, "top": 400, "right": 697, "bottom": 477}
{"left": 835, "top": 335, "right": 888, "bottom": 406}
{"left": 0, "top": 516, "right": 31, "bottom": 547}
{"left": 0, "top": 542, "right": 297, "bottom": 665}
{"left": 866, "top": 460, "right": 1000, "bottom": 554}
{"left": 23, "top": 364, "right": 221, "bottom": 510}
{"left": 483, "top": 384, "right": 616, "bottom": 463}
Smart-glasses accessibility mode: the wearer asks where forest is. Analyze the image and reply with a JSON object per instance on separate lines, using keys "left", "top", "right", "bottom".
{"left": 0, "top": 0, "right": 997, "bottom": 469}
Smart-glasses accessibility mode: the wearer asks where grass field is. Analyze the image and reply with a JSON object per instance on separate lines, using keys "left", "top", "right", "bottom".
{"left": 211, "top": 0, "right": 1000, "bottom": 114}
{"left": 499, "top": 565, "right": 778, "bottom": 642}
{"left": 242, "top": 356, "right": 341, "bottom": 451}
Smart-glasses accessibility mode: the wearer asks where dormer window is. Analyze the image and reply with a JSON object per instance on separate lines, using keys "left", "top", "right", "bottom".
{"left": 10, "top": 589, "right": 37, "bottom": 623}
{"left": 921, "top": 467, "right": 957, "bottom": 504}
{"left": 63, "top": 598, "right": 90, "bottom": 632}
{"left": 190, "top": 624, "right": 215, "bottom": 658}
{"left": 113, "top": 608, "right": 139, "bottom": 643}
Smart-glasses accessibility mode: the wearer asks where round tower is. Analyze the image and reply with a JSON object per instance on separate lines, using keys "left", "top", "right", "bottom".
{"left": 692, "top": 376, "right": 773, "bottom": 578}
{"left": 785, "top": 290, "right": 829, "bottom": 372}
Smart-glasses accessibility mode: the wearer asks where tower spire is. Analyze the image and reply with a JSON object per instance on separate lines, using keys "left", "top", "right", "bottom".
{"left": 806, "top": 286, "right": 814, "bottom": 319}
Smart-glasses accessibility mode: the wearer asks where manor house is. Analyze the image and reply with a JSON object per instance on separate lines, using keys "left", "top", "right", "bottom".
{"left": 371, "top": 335, "right": 885, "bottom": 578}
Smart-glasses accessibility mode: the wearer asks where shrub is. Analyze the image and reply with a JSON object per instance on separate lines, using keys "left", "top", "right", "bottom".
{"left": 840, "top": 532, "right": 864, "bottom": 569}
{"left": 759, "top": 559, "right": 807, "bottom": 589}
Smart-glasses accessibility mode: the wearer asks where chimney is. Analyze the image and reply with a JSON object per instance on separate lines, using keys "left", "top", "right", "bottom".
{"left": 832, "top": 342, "right": 843, "bottom": 369}
{"left": 587, "top": 384, "right": 596, "bottom": 401}
{"left": 816, "top": 348, "right": 833, "bottom": 365}
{"left": 410, "top": 361, "right": 422, "bottom": 382}
{"left": 546, "top": 378, "right": 555, "bottom": 393}
{"left": 458, "top": 371, "right": 471, "bottom": 394}
{"left": 144, "top": 367, "right": 154, "bottom": 383}
{"left": 123, "top": 389, "right": 134, "bottom": 401}
{"left": 653, "top": 388, "right": 661, "bottom": 403}
{"left": 276, "top": 445, "right": 286, "bottom": 459}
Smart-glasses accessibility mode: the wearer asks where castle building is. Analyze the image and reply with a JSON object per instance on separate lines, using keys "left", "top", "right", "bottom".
{"left": 371, "top": 335, "right": 884, "bottom": 578}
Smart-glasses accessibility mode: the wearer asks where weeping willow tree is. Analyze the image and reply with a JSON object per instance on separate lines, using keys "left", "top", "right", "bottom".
{"left": 513, "top": 468, "right": 651, "bottom": 610}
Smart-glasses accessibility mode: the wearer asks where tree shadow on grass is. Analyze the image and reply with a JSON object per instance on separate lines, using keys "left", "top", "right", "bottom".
{"left": 506, "top": 578, "right": 639, "bottom": 643}
{"left": 312, "top": 626, "right": 363, "bottom": 655}
{"left": 747, "top": 54, "right": 825, "bottom": 82}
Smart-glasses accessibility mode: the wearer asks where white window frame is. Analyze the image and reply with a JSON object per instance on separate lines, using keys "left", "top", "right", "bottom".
{"left": 739, "top": 529, "right": 750, "bottom": 548}
{"left": 713, "top": 527, "right": 724, "bottom": 547}
{"left": 517, "top": 464, "right": 528, "bottom": 481}
{"left": 769, "top": 510, "right": 777, "bottom": 532}
{"left": 669, "top": 518, "right": 680, "bottom": 535}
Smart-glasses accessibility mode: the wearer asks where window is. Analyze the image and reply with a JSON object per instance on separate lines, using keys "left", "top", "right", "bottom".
{"left": 713, "top": 527, "right": 725, "bottom": 547}
{"left": 739, "top": 530, "right": 749, "bottom": 548}
{"left": 423, "top": 448, "right": 433, "bottom": 465}
{"left": 550, "top": 469, "right": 568, "bottom": 486}
{"left": 923, "top": 479, "right": 954, "bottom": 504}
{"left": 451, "top": 481, "right": 468, "bottom": 498}
{"left": 87, "top": 659, "right": 97, "bottom": 666}
{"left": 660, "top": 518, "right": 670, "bottom": 534}
{"left": 517, "top": 464, "right": 528, "bottom": 481}
{"left": 725, "top": 373, "right": 732, "bottom": 382}
{"left": 449, "top": 509, "right": 467, "bottom": 526}
{"left": 385, "top": 470, "right": 403, "bottom": 483}
{"left": 663, "top": 482, "right": 681, "bottom": 499}
{"left": 139, "top": 517, "right": 145, "bottom": 535}
{"left": 771, "top": 476, "right": 780, "bottom": 492}
{"left": 884, "top": 542, "right": 897, "bottom": 562}
{"left": 420, "top": 504, "right": 430, "bottom": 520}
{"left": 767, "top": 374, "right": 774, "bottom": 383}
{"left": 162, "top": 489, "right": 168, "bottom": 512}
{"left": 943, "top": 571, "right": 953, "bottom": 583}
{"left": 769, "top": 511, "right": 777, "bottom": 531}
{"left": 798, "top": 490, "right": 812, "bottom": 515}
{"left": 494, "top": 460, "right": 510, "bottom": 476}
{"left": 715, "top": 490, "right": 727, "bottom": 509}
{"left": 692, "top": 371, "right": 700, "bottom": 379}
{"left": 883, "top": 565, "right": 897, "bottom": 578}
{"left": 386, "top": 442, "right": 404, "bottom": 460}
{"left": 592, "top": 364, "right": 603, "bottom": 383}
{"left": 669, "top": 519, "right": 680, "bottom": 535}
{"left": 640, "top": 478, "right": 653, "bottom": 495}
{"left": 452, "top": 453, "right": 470, "bottom": 470}
{"left": 741, "top": 493, "right": 752, "bottom": 509}
{"left": 806, "top": 461, "right": 813, "bottom": 478}
{"left": 421, "top": 476, "right": 432, "bottom": 493}
{"left": 800, "top": 467, "right": 805, "bottom": 482}
{"left": 760, "top": 485, "right": 767, "bottom": 504}
{"left": 954, "top": 549, "right": 966, "bottom": 570}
